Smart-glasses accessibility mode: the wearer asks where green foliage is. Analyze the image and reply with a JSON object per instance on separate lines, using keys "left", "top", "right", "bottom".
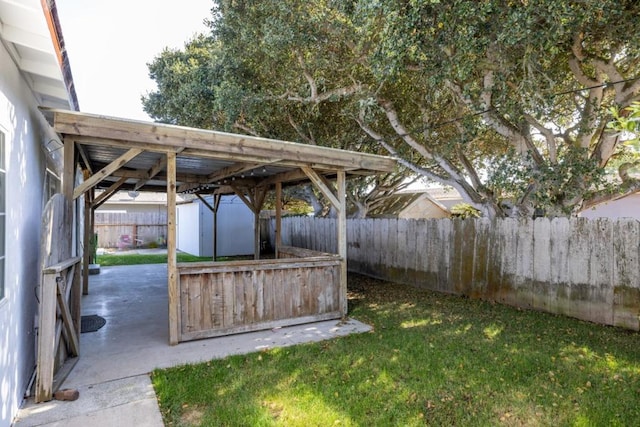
{"left": 143, "top": 35, "right": 222, "bottom": 129}
{"left": 144, "top": 0, "right": 640, "bottom": 218}
{"left": 449, "top": 203, "right": 481, "bottom": 219}
{"left": 153, "top": 274, "right": 640, "bottom": 426}
{"left": 487, "top": 147, "right": 611, "bottom": 215}
{"left": 609, "top": 101, "right": 640, "bottom": 147}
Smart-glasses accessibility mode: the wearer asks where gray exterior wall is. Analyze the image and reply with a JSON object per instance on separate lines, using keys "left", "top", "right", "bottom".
{"left": 0, "top": 42, "right": 61, "bottom": 427}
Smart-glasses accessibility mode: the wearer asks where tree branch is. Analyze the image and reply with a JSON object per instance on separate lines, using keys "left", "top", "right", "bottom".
{"left": 232, "top": 122, "right": 260, "bottom": 136}
{"left": 569, "top": 33, "right": 600, "bottom": 87}
{"left": 287, "top": 115, "right": 317, "bottom": 145}
{"left": 524, "top": 114, "right": 559, "bottom": 163}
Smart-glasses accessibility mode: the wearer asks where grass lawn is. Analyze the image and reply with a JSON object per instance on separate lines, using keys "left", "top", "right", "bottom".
{"left": 96, "top": 253, "right": 216, "bottom": 266}
{"left": 152, "top": 274, "right": 640, "bottom": 426}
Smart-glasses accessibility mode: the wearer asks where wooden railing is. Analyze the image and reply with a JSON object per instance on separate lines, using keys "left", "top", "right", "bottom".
{"left": 35, "top": 256, "right": 82, "bottom": 402}
{"left": 176, "top": 247, "right": 341, "bottom": 342}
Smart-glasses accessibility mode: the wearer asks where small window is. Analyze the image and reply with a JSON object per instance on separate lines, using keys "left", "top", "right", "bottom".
{"left": 0, "top": 131, "right": 5, "bottom": 300}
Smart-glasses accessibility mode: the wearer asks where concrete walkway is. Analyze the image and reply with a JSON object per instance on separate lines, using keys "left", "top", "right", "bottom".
{"left": 13, "top": 264, "right": 371, "bottom": 426}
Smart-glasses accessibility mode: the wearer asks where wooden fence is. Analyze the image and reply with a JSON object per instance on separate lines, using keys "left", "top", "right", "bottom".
{"left": 269, "top": 217, "right": 640, "bottom": 331}
{"left": 95, "top": 211, "right": 167, "bottom": 248}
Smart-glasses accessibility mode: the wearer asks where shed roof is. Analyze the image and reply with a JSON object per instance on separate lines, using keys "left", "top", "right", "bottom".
{"left": 41, "top": 108, "right": 396, "bottom": 198}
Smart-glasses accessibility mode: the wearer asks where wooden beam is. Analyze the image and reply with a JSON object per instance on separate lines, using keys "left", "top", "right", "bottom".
{"left": 82, "top": 189, "right": 92, "bottom": 295}
{"left": 183, "top": 148, "right": 344, "bottom": 171}
{"left": 91, "top": 176, "right": 127, "bottom": 209}
{"left": 206, "top": 162, "right": 264, "bottom": 184}
{"left": 195, "top": 193, "right": 215, "bottom": 212}
{"left": 167, "top": 152, "right": 179, "bottom": 345}
{"left": 253, "top": 188, "right": 268, "bottom": 261}
{"left": 50, "top": 109, "right": 396, "bottom": 172}
{"left": 70, "top": 136, "right": 178, "bottom": 154}
{"left": 134, "top": 156, "right": 167, "bottom": 190}
{"left": 62, "top": 138, "right": 75, "bottom": 202}
{"left": 229, "top": 185, "right": 257, "bottom": 214}
{"left": 76, "top": 144, "right": 93, "bottom": 174}
{"left": 213, "top": 194, "right": 221, "bottom": 261}
{"left": 275, "top": 182, "right": 282, "bottom": 259}
{"left": 302, "top": 166, "right": 340, "bottom": 211}
{"left": 35, "top": 273, "right": 57, "bottom": 402}
{"left": 56, "top": 278, "right": 79, "bottom": 356}
{"left": 336, "top": 170, "right": 347, "bottom": 317}
{"left": 106, "top": 168, "right": 204, "bottom": 184}
{"left": 258, "top": 169, "right": 309, "bottom": 188}
{"left": 73, "top": 148, "right": 142, "bottom": 199}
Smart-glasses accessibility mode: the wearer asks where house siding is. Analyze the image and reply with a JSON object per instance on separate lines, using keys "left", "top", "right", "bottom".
{"left": 579, "top": 194, "right": 640, "bottom": 220}
{"left": 0, "top": 42, "right": 59, "bottom": 427}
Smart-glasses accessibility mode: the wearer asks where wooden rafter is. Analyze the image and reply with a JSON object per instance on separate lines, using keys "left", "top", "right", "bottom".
{"left": 48, "top": 109, "right": 395, "bottom": 172}
{"left": 195, "top": 193, "right": 215, "bottom": 212}
{"left": 134, "top": 156, "right": 167, "bottom": 191}
{"left": 73, "top": 148, "right": 142, "bottom": 199}
{"left": 230, "top": 185, "right": 257, "bottom": 214}
{"left": 92, "top": 176, "right": 128, "bottom": 209}
{"left": 302, "top": 166, "right": 340, "bottom": 211}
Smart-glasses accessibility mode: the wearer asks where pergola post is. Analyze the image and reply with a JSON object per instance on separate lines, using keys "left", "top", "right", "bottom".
{"left": 82, "top": 187, "right": 92, "bottom": 295}
{"left": 336, "top": 170, "right": 347, "bottom": 316}
{"left": 62, "top": 138, "right": 75, "bottom": 202}
{"left": 167, "top": 152, "right": 179, "bottom": 345}
{"left": 275, "top": 182, "right": 282, "bottom": 259}
{"left": 213, "top": 194, "right": 221, "bottom": 261}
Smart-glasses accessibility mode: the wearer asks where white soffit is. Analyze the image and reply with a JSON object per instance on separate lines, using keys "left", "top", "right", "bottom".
{"left": 0, "top": 0, "right": 72, "bottom": 109}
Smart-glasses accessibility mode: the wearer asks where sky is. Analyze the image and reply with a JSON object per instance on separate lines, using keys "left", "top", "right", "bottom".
{"left": 56, "top": 0, "right": 213, "bottom": 121}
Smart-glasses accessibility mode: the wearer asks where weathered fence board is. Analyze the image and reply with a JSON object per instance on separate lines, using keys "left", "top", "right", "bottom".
{"left": 95, "top": 211, "right": 167, "bottom": 248}
{"left": 176, "top": 247, "right": 341, "bottom": 341}
{"left": 271, "top": 216, "right": 640, "bottom": 331}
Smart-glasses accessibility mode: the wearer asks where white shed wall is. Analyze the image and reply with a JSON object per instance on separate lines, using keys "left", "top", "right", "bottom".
{"left": 177, "top": 203, "right": 201, "bottom": 256}
{"left": 176, "top": 196, "right": 254, "bottom": 257}
{"left": 0, "top": 42, "right": 59, "bottom": 427}
{"left": 216, "top": 196, "right": 254, "bottom": 257}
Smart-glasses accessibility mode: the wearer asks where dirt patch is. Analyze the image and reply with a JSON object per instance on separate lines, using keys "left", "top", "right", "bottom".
{"left": 180, "top": 405, "right": 204, "bottom": 426}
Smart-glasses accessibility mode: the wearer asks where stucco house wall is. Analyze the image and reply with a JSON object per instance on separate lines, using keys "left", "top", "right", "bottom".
{"left": 0, "top": 41, "right": 63, "bottom": 427}
{"left": 0, "top": 0, "right": 76, "bottom": 424}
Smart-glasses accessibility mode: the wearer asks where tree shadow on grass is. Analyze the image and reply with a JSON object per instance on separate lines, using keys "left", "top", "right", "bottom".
{"left": 153, "top": 274, "right": 640, "bottom": 426}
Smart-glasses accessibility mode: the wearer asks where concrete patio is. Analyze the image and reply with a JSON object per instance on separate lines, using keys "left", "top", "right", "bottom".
{"left": 13, "top": 263, "right": 371, "bottom": 426}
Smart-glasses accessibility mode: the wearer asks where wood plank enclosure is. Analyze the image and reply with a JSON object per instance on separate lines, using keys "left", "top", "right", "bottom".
{"left": 177, "top": 246, "right": 341, "bottom": 342}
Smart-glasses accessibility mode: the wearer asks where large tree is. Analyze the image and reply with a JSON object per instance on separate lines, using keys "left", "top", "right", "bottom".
{"left": 143, "top": 3, "right": 414, "bottom": 218}
{"left": 355, "top": 0, "right": 640, "bottom": 217}
{"left": 144, "top": 0, "right": 640, "bottom": 218}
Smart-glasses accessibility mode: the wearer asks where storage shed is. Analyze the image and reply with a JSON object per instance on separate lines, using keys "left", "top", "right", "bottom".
{"left": 177, "top": 195, "right": 254, "bottom": 257}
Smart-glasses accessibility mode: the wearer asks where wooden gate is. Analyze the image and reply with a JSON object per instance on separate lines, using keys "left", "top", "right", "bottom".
{"left": 35, "top": 194, "right": 82, "bottom": 402}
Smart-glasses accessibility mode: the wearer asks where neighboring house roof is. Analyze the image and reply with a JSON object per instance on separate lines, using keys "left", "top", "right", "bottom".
{"left": 0, "top": 0, "right": 78, "bottom": 110}
{"left": 423, "top": 187, "right": 465, "bottom": 210}
{"left": 97, "top": 190, "right": 191, "bottom": 206}
{"left": 369, "top": 190, "right": 452, "bottom": 219}
{"left": 368, "top": 186, "right": 468, "bottom": 219}
{"left": 579, "top": 191, "right": 640, "bottom": 220}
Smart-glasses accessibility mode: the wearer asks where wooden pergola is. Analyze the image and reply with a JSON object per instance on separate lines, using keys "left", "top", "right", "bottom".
{"left": 41, "top": 108, "right": 395, "bottom": 346}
